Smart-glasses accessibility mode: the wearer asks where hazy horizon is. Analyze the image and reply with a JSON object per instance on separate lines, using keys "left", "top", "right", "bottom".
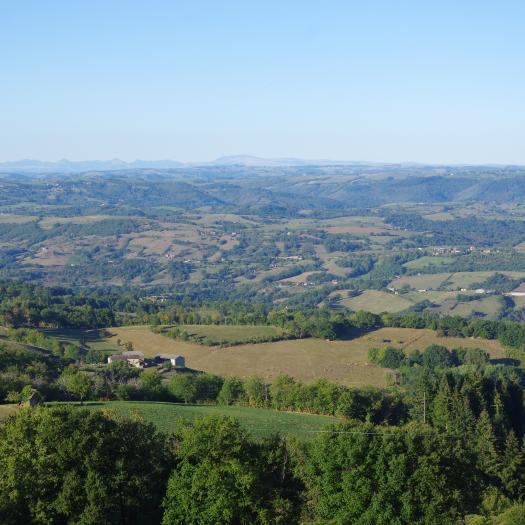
{"left": 1, "top": 155, "right": 525, "bottom": 169}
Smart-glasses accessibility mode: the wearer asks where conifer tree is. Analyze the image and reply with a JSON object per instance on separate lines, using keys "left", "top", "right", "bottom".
{"left": 475, "top": 410, "right": 501, "bottom": 481}
{"left": 499, "top": 431, "right": 525, "bottom": 499}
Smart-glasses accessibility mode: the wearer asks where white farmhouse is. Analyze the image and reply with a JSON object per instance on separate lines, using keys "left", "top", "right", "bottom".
{"left": 155, "top": 354, "right": 186, "bottom": 367}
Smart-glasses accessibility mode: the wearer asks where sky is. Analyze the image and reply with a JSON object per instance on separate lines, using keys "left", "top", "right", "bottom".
{"left": 1, "top": 0, "right": 524, "bottom": 164}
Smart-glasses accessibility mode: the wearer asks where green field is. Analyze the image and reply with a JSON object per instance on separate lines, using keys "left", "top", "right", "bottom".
{"left": 340, "top": 290, "right": 414, "bottom": 313}
{"left": 451, "top": 295, "right": 503, "bottom": 318}
{"left": 38, "top": 214, "right": 130, "bottom": 229}
{"left": 322, "top": 257, "right": 352, "bottom": 277}
{"left": 403, "top": 256, "right": 455, "bottom": 270}
{"left": 447, "top": 271, "right": 525, "bottom": 289}
{"left": 403, "top": 290, "right": 458, "bottom": 304}
{"left": 392, "top": 271, "right": 525, "bottom": 292}
{"left": 511, "top": 295, "right": 525, "bottom": 308}
{"left": 50, "top": 401, "right": 340, "bottom": 440}
{"left": 167, "top": 324, "right": 287, "bottom": 345}
{"left": 0, "top": 214, "right": 38, "bottom": 224}
{"left": 43, "top": 328, "right": 120, "bottom": 353}
{"left": 390, "top": 273, "right": 452, "bottom": 290}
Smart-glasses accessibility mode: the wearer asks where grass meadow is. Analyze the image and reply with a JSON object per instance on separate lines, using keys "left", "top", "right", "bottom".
{"left": 47, "top": 325, "right": 507, "bottom": 387}
{"left": 49, "top": 401, "right": 340, "bottom": 440}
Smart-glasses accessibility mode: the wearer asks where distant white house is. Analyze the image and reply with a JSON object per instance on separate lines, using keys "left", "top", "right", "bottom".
{"left": 155, "top": 354, "right": 185, "bottom": 367}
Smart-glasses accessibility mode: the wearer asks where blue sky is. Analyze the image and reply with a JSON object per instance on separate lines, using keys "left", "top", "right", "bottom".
{"left": 1, "top": 1, "right": 524, "bottom": 164}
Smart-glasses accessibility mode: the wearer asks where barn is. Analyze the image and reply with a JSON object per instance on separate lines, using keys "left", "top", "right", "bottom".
{"left": 155, "top": 354, "right": 185, "bottom": 367}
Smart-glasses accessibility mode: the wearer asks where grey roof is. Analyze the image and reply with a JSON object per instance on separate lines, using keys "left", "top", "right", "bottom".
{"left": 122, "top": 351, "right": 145, "bottom": 358}
{"left": 156, "top": 354, "right": 184, "bottom": 359}
{"left": 109, "top": 354, "right": 145, "bottom": 361}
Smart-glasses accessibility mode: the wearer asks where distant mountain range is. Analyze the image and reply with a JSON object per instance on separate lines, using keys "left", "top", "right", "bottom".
{"left": 0, "top": 156, "right": 447, "bottom": 174}
{"left": 210, "top": 155, "right": 367, "bottom": 167}
{"left": 0, "top": 156, "right": 523, "bottom": 175}
{"left": 0, "top": 158, "right": 185, "bottom": 174}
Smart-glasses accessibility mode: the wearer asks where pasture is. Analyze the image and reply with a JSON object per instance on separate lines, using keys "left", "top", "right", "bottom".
{"left": 278, "top": 271, "right": 318, "bottom": 284}
{"left": 390, "top": 273, "right": 452, "bottom": 290}
{"left": 43, "top": 328, "right": 121, "bottom": 353}
{"left": 51, "top": 401, "right": 339, "bottom": 440}
{"left": 102, "top": 326, "right": 390, "bottom": 386}
{"left": 0, "top": 214, "right": 37, "bottom": 224}
{"left": 127, "top": 230, "right": 178, "bottom": 256}
{"left": 322, "top": 257, "right": 351, "bottom": 278}
{"left": 422, "top": 211, "right": 456, "bottom": 221}
{"left": 339, "top": 290, "right": 414, "bottom": 313}
{"left": 162, "top": 324, "right": 287, "bottom": 345}
{"left": 450, "top": 295, "right": 503, "bottom": 318}
{"left": 71, "top": 325, "right": 508, "bottom": 387}
{"left": 38, "top": 215, "right": 129, "bottom": 229}
{"left": 403, "top": 290, "right": 458, "bottom": 304}
{"left": 315, "top": 215, "right": 388, "bottom": 230}
{"left": 510, "top": 295, "right": 525, "bottom": 309}
{"left": 403, "top": 256, "right": 455, "bottom": 270}
{"left": 391, "top": 271, "right": 525, "bottom": 291}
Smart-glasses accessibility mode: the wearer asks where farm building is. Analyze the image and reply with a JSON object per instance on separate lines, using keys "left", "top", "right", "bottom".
{"left": 108, "top": 351, "right": 145, "bottom": 368}
{"left": 107, "top": 355, "right": 127, "bottom": 364}
{"left": 155, "top": 354, "right": 185, "bottom": 367}
{"left": 509, "top": 283, "right": 525, "bottom": 297}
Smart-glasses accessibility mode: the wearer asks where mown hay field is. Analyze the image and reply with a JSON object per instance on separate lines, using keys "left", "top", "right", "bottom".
{"left": 450, "top": 296, "right": 503, "bottom": 318}
{"left": 390, "top": 273, "right": 453, "bottom": 290}
{"left": 339, "top": 290, "right": 414, "bottom": 313}
{"left": 391, "top": 271, "right": 525, "bottom": 291}
{"left": 85, "top": 326, "right": 507, "bottom": 387}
